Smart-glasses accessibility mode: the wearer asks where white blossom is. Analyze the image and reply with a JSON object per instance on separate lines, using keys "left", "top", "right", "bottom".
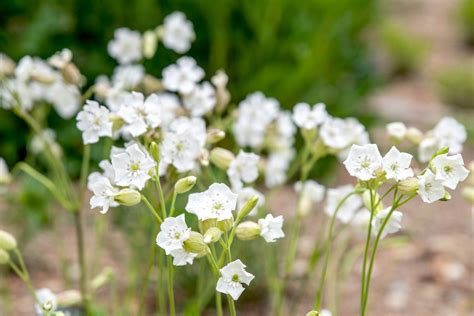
{"left": 111, "top": 143, "right": 156, "bottom": 189}
{"left": 162, "top": 57, "right": 204, "bottom": 94}
{"left": 162, "top": 11, "right": 195, "bottom": 53}
{"left": 183, "top": 82, "right": 216, "bottom": 116}
{"left": 0, "top": 158, "right": 11, "bottom": 184}
{"left": 386, "top": 122, "right": 407, "bottom": 141}
{"left": 15, "top": 56, "right": 57, "bottom": 83}
{"left": 185, "top": 183, "right": 237, "bottom": 221}
{"left": 432, "top": 117, "right": 466, "bottom": 154}
{"left": 216, "top": 260, "right": 254, "bottom": 300}
{"left": 258, "top": 214, "right": 285, "bottom": 242}
{"left": 292, "top": 102, "right": 328, "bottom": 130}
{"left": 343, "top": 144, "right": 382, "bottom": 181}
{"left": 227, "top": 150, "right": 260, "bottom": 190}
{"left": 150, "top": 93, "right": 181, "bottom": 127}
{"left": 76, "top": 100, "right": 113, "bottom": 144}
{"left": 34, "top": 288, "right": 57, "bottom": 316}
{"left": 264, "top": 149, "right": 294, "bottom": 188}
{"left": 111, "top": 64, "right": 144, "bottom": 89}
{"left": 48, "top": 48, "right": 73, "bottom": 69}
{"left": 417, "top": 170, "right": 445, "bottom": 203}
{"left": 431, "top": 154, "right": 469, "bottom": 190}
{"left": 156, "top": 214, "right": 191, "bottom": 255}
{"left": 294, "top": 180, "right": 325, "bottom": 203}
{"left": 169, "top": 247, "right": 196, "bottom": 266}
{"left": 320, "top": 117, "right": 369, "bottom": 155}
{"left": 325, "top": 185, "right": 362, "bottom": 223}
{"left": 117, "top": 92, "right": 162, "bottom": 137}
{"left": 418, "top": 137, "right": 439, "bottom": 163}
{"left": 382, "top": 146, "right": 413, "bottom": 181}
{"left": 0, "top": 78, "right": 34, "bottom": 110}
{"left": 107, "top": 28, "right": 142, "bottom": 64}
{"left": 372, "top": 207, "right": 403, "bottom": 239}
{"left": 89, "top": 176, "right": 119, "bottom": 214}
{"left": 45, "top": 81, "right": 81, "bottom": 119}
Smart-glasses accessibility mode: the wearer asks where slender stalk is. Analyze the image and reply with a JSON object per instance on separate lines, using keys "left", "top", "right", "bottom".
{"left": 138, "top": 240, "right": 156, "bottom": 316}
{"left": 227, "top": 295, "right": 237, "bottom": 316}
{"left": 74, "top": 210, "right": 90, "bottom": 314}
{"left": 169, "top": 191, "right": 178, "bottom": 217}
{"left": 215, "top": 292, "right": 223, "bottom": 316}
{"left": 167, "top": 257, "right": 176, "bottom": 316}
{"left": 141, "top": 195, "right": 163, "bottom": 224}
{"left": 157, "top": 250, "right": 167, "bottom": 316}
{"left": 154, "top": 174, "right": 167, "bottom": 218}
{"left": 359, "top": 188, "right": 375, "bottom": 314}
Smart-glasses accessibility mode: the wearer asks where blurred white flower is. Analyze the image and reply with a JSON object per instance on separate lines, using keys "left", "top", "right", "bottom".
{"left": 162, "top": 11, "right": 195, "bottom": 53}
{"left": 151, "top": 93, "right": 181, "bottom": 127}
{"left": 0, "top": 158, "right": 11, "bottom": 184}
{"left": 162, "top": 57, "right": 204, "bottom": 94}
{"left": 156, "top": 214, "right": 191, "bottom": 255}
{"left": 185, "top": 183, "right": 237, "bottom": 221}
{"left": 34, "top": 288, "right": 57, "bottom": 316}
{"left": 325, "top": 185, "right": 362, "bottom": 223}
{"left": 112, "top": 64, "right": 145, "bottom": 89}
{"left": 46, "top": 81, "right": 81, "bottom": 119}
{"left": 48, "top": 48, "right": 73, "bottom": 69}
{"left": 343, "top": 144, "right": 382, "bottom": 181}
{"left": 418, "top": 137, "right": 439, "bottom": 163}
{"left": 76, "top": 100, "right": 113, "bottom": 144}
{"left": 264, "top": 149, "right": 294, "bottom": 188}
{"left": 418, "top": 169, "right": 445, "bottom": 203}
{"left": 294, "top": 180, "right": 325, "bottom": 203}
{"left": 227, "top": 150, "right": 260, "bottom": 190}
{"left": 111, "top": 143, "right": 156, "bottom": 189}
{"left": 117, "top": 92, "right": 161, "bottom": 137}
{"left": 432, "top": 117, "right": 466, "bottom": 154}
{"left": 320, "top": 117, "right": 369, "bottom": 155}
{"left": 216, "top": 259, "right": 254, "bottom": 300}
{"left": 183, "top": 82, "right": 216, "bottom": 116}
{"left": 15, "top": 56, "right": 57, "bottom": 83}
{"left": 107, "top": 28, "right": 142, "bottom": 64}
{"left": 258, "top": 214, "right": 285, "bottom": 242}
{"left": 0, "top": 78, "right": 34, "bottom": 110}
{"left": 292, "top": 102, "right": 328, "bottom": 130}
{"left": 431, "top": 154, "right": 469, "bottom": 190}
{"left": 372, "top": 207, "right": 403, "bottom": 239}
{"left": 382, "top": 146, "right": 413, "bottom": 181}
{"left": 386, "top": 122, "right": 407, "bottom": 141}
{"left": 89, "top": 176, "right": 119, "bottom": 214}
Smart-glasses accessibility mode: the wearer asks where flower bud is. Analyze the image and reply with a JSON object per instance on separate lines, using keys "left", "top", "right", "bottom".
{"left": 199, "top": 219, "right": 217, "bottom": 233}
{"left": 462, "top": 187, "right": 474, "bottom": 204}
{"left": 440, "top": 191, "right": 451, "bottom": 201}
{"left": 207, "top": 128, "right": 226, "bottom": 144}
{"left": 114, "top": 189, "right": 141, "bottom": 206}
{"left": 203, "top": 227, "right": 222, "bottom": 244}
{"left": 62, "top": 63, "right": 84, "bottom": 86}
{"left": 210, "top": 148, "right": 235, "bottom": 170}
{"left": 235, "top": 221, "right": 261, "bottom": 241}
{"left": 183, "top": 232, "right": 208, "bottom": 257}
{"left": 0, "top": 230, "right": 17, "bottom": 250}
{"left": 149, "top": 141, "right": 160, "bottom": 163}
{"left": 216, "top": 218, "right": 234, "bottom": 232}
{"left": 386, "top": 122, "right": 407, "bottom": 142}
{"left": 237, "top": 195, "right": 259, "bottom": 221}
{"left": 0, "top": 54, "right": 15, "bottom": 78}
{"left": 306, "top": 311, "right": 320, "bottom": 316}
{"left": 297, "top": 195, "right": 312, "bottom": 217}
{"left": 398, "top": 177, "right": 419, "bottom": 195}
{"left": 431, "top": 147, "right": 449, "bottom": 161}
{"left": 0, "top": 249, "right": 10, "bottom": 264}
{"left": 175, "top": 176, "right": 197, "bottom": 194}
{"left": 142, "top": 75, "right": 164, "bottom": 94}
{"left": 56, "top": 290, "right": 82, "bottom": 307}
{"left": 362, "top": 190, "right": 384, "bottom": 213}
{"left": 91, "top": 267, "right": 115, "bottom": 290}
{"left": 109, "top": 114, "right": 125, "bottom": 132}
{"left": 143, "top": 30, "right": 158, "bottom": 59}
{"left": 406, "top": 127, "right": 423, "bottom": 145}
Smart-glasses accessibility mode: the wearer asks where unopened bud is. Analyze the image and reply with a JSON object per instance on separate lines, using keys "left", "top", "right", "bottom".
{"left": 56, "top": 290, "right": 82, "bottom": 307}
{"left": 216, "top": 218, "right": 234, "bottom": 232}
{"left": 235, "top": 222, "right": 261, "bottom": 241}
{"left": 114, "top": 189, "right": 141, "bottom": 206}
{"left": 62, "top": 63, "right": 84, "bottom": 86}
{"left": 183, "top": 232, "right": 208, "bottom": 257}
{"left": 0, "top": 53, "right": 15, "bottom": 78}
{"left": 91, "top": 267, "right": 115, "bottom": 290}
{"left": 237, "top": 195, "right": 259, "bottom": 221}
{"left": 199, "top": 219, "right": 217, "bottom": 233}
{"left": 207, "top": 128, "right": 226, "bottom": 144}
{"left": 210, "top": 148, "right": 235, "bottom": 170}
{"left": 203, "top": 227, "right": 222, "bottom": 244}
{"left": 398, "top": 177, "right": 419, "bottom": 195}
{"left": 440, "top": 191, "right": 451, "bottom": 201}
{"left": 142, "top": 75, "right": 163, "bottom": 94}
{"left": 462, "top": 187, "right": 474, "bottom": 204}
{"left": 175, "top": 176, "right": 197, "bottom": 194}
{"left": 406, "top": 127, "right": 423, "bottom": 145}
{"left": 0, "top": 230, "right": 17, "bottom": 250}
{"left": 386, "top": 122, "right": 407, "bottom": 142}
{"left": 150, "top": 141, "right": 160, "bottom": 163}
{"left": 306, "top": 311, "right": 320, "bottom": 316}
{"left": 143, "top": 30, "right": 158, "bottom": 59}
{"left": 362, "top": 190, "right": 384, "bottom": 213}
{"left": 0, "top": 249, "right": 10, "bottom": 264}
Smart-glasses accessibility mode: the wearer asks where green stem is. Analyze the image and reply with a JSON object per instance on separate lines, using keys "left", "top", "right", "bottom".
{"left": 360, "top": 188, "right": 375, "bottom": 314}
{"left": 227, "top": 295, "right": 237, "bottom": 316}
{"left": 167, "top": 256, "right": 175, "bottom": 316}
{"left": 169, "top": 191, "right": 178, "bottom": 217}
{"left": 154, "top": 173, "right": 167, "bottom": 218}
{"left": 79, "top": 144, "right": 90, "bottom": 199}
{"left": 74, "top": 210, "right": 90, "bottom": 314}
{"left": 216, "top": 292, "right": 223, "bottom": 316}
{"left": 141, "top": 195, "right": 163, "bottom": 224}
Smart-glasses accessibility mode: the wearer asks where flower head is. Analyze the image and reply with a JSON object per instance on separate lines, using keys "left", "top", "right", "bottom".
{"left": 432, "top": 117, "right": 466, "bottom": 154}
{"left": 111, "top": 143, "right": 156, "bottom": 189}
{"left": 34, "top": 288, "right": 57, "bottom": 316}
{"left": 431, "top": 154, "right": 469, "bottom": 190}
{"left": 216, "top": 260, "right": 255, "bottom": 300}
{"left": 417, "top": 169, "right": 445, "bottom": 203}
{"left": 162, "top": 57, "right": 204, "bottom": 94}
{"left": 382, "top": 146, "right": 413, "bottom": 181}
{"left": 258, "top": 214, "right": 285, "bottom": 242}
{"left": 89, "top": 176, "right": 119, "bottom": 214}
{"left": 107, "top": 28, "right": 142, "bottom": 64}
{"left": 183, "top": 82, "right": 216, "bottom": 116}
{"left": 156, "top": 214, "right": 191, "bottom": 255}
{"left": 185, "top": 183, "right": 238, "bottom": 221}
{"left": 386, "top": 122, "right": 407, "bottom": 141}
{"left": 117, "top": 92, "right": 162, "bottom": 137}
{"left": 227, "top": 151, "right": 260, "bottom": 190}
{"left": 292, "top": 102, "right": 328, "bottom": 130}
{"left": 343, "top": 144, "right": 382, "bottom": 181}
{"left": 162, "top": 11, "right": 195, "bottom": 53}
{"left": 76, "top": 100, "right": 113, "bottom": 144}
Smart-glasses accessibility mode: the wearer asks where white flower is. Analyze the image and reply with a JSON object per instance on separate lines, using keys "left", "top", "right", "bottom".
{"left": 227, "top": 151, "right": 260, "bottom": 190}
{"left": 418, "top": 137, "right": 439, "bottom": 163}
{"left": 294, "top": 180, "right": 325, "bottom": 203}
{"left": 431, "top": 154, "right": 469, "bottom": 190}
{"left": 162, "top": 57, "right": 204, "bottom": 94}
{"left": 76, "top": 100, "right": 113, "bottom": 144}
{"left": 325, "top": 185, "right": 362, "bottom": 223}
{"left": 351, "top": 209, "right": 371, "bottom": 232}
{"left": 320, "top": 117, "right": 369, "bottom": 154}
{"left": 237, "top": 187, "right": 265, "bottom": 216}
{"left": 112, "top": 64, "right": 144, "bottom": 89}
{"left": 117, "top": 92, "right": 162, "bottom": 137}
{"left": 183, "top": 82, "right": 216, "bottom": 117}
{"left": 264, "top": 149, "right": 294, "bottom": 188}
{"left": 111, "top": 143, "right": 156, "bottom": 189}
{"left": 320, "top": 310, "right": 333, "bottom": 316}
{"left": 162, "top": 11, "right": 195, "bottom": 53}
{"left": 185, "top": 183, "right": 238, "bottom": 221}
{"left": 343, "top": 144, "right": 382, "bottom": 181}
{"left": 386, "top": 122, "right": 407, "bottom": 141}
{"left": 48, "top": 48, "right": 72, "bottom": 69}
{"left": 34, "top": 288, "right": 57, "bottom": 316}
{"left": 151, "top": 93, "right": 181, "bottom": 127}
{"left": 29, "top": 129, "right": 61, "bottom": 157}
{"left": 169, "top": 248, "right": 196, "bottom": 266}
{"left": 417, "top": 169, "right": 445, "bottom": 203}
{"left": 156, "top": 214, "right": 191, "bottom": 255}
{"left": 15, "top": 56, "right": 57, "bottom": 83}
{"left": 258, "top": 214, "right": 285, "bottom": 242}
{"left": 0, "top": 78, "right": 34, "bottom": 110}
{"left": 292, "top": 102, "right": 328, "bottom": 130}
{"left": 89, "top": 176, "right": 119, "bottom": 214}
{"left": 432, "top": 117, "right": 466, "bottom": 154}
{"left": 382, "top": 146, "right": 413, "bottom": 181}
{"left": 107, "top": 28, "right": 142, "bottom": 64}
{"left": 46, "top": 81, "right": 81, "bottom": 119}
{"left": 216, "top": 260, "right": 255, "bottom": 300}
{"left": 0, "top": 158, "right": 11, "bottom": 184}
{"left": 372, "top": 207, "right": 403, "bottom": 239}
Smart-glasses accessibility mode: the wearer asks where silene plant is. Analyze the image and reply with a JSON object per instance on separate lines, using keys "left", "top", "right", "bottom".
{"left": 0, "top": 11, "right": 471, "bottom": 316}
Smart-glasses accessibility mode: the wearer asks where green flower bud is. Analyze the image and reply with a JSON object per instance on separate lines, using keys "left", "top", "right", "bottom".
{"left": 109, "top": 114, "right": 125, "bottom": 133}
{"left": 150, "top": 141, "right": 160, "bottom": 163}
{"left": 362, "top": 190, "right": 384, "bottom": 213}
{"left": 430, "top": 147, "right": 449, "bottom": 161}
{"left": 216, "top": 218, "right": 234, "bottom": 232}
{"left": 183, "top": 232, "right": 208, "bottom": 257}
{"left": 210, "top": 148, "right": 235, "bottom": 170}
{"left": 175, "top": 176, "right": 197, "bottom": 194}
{"left": 143, "top": 30, "right": 158, "bottom": 59}
{"left": 56, "top": 290, "right": 82, "bottom": 307}
{"left": 114, "top": 189, "right": 141, "bottom": 206}
{"left": 0, "top": 249, "right": 10, "bottom": 264}
{"left": 199, "top": 219, "right": 217, "bottom": 234}
{"left": 237, "top": 195, "right": 259, "bottom": 221}
{"left": 91, "top": 267, "right": 115, "bottom": 290}
{"left": 398, "top": 177, "right": 419, "bottom": 195}
{"left": 207, "top": 128, "right": 226, "bottom": 144}
{"left": 235, "top": 221, "right": 261, "bottom": 241}
{"left": 440, "top": 191, "right": 451, "bottom": 201}
{"left": 203, "top": 227, "right": 223, "bottom": 244}
{"left": 406, "top": 127, "right": 423, "bottom": 145}
{"left": 0, "top": 230, "right": 17, "bottom": 250}
{"left": 462, "top": 187, "right": 474, "bottom": 204}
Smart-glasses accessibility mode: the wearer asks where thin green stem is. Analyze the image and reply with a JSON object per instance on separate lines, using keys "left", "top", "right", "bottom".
{"left": 167, "top": 256, "right": 175, "bottom": 316}
{"left": 141, "top": 195, "right": 163, "bottom": 224}
{"left": 154, "top": 173, "right": 167, "bottom": 218}
{"left": 360, "top": 188, "right": 375, "bottom": 314}
{"left": 74, "top": 211, "right": 90, "bottom": 314}
{"left": 169, "top": 191, "right": 178, "bottom": 217}
{"left": 216, "top": 292, "right": 223, "bottom": 316}
{"left": 227, "top": 295, "right": 237, "bottom": 316}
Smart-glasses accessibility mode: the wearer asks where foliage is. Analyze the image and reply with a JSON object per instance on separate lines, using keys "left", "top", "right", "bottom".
{"left": 436, "top": 64, "right": 474, "bottom": 109}
{"left": 458, "top": 0, "right": 474, "bottom": 46}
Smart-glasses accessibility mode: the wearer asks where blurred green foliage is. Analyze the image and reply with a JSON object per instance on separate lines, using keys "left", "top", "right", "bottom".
{"left": 458, "top": 0, "right": 474, "bottom": 46}
{"left": 0, "top": 0, "right": 379, "bottom": 165}
{"left": 437, "top": 64, "right": 474, "bottom": 109}
{"left": 380, "top": 21, "right": 429, "bottom": 75}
